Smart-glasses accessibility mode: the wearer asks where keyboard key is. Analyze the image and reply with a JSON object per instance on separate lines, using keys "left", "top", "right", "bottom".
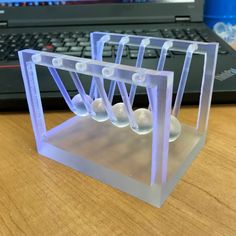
{"left": 65, "top": 42, "right": 77, "bottom": 47}
{"left": 55, "top": 47, "right": 69, "bottom": 52}
{"left": 84, "top": 46, "right": 91, "bottom": 51}
{"left": 0, "top": 34, "right": 8, "bottom": 40}
{"left": 134, "top": 29, "right": 144, "bottom": 34}
{"left": 83, "top": 51, "right": 92, "bottom": 58}
{"left": 42, "top": 44, "right": 54, "bottom": 52}
{"left": 84, "top": 33, "right": 90, "bottom": 38}
{"left": 50, "top": 38, "right": 62, "bottom": 43}
{"left": 144, "top": 49, "right": 158, "bottom": 58}
{"left": 52, "top": 42, "right": 63, "bottom": 47}
{"left": 218, "top": 50, "right": 229, "bottom": 55}
{"left": 124, "top": 30, "right": 135, "bottom": 35}
{"left": 64, "top": 38, "right": 75, "bottom": 43}
{"left": 146, "top": 31, "right": 163, "bottom": 38}
{"left": 103, "top": 45, "right": 112, "bottom": 51}
{"left": 161, "top": 29, "right": 175, "bottom": 38}
{"left": 127, "top": 46, "right": 138, "bottom": 50}
{"left": 8, "top": 44, "right": 18, "bottom": 49}
{"left": 37, "top": 43, "right": 44, "bottom": 47}
{"left": 23, "top": 43, "right": 33, "bottom": 49}
{"left": 103, "top": 51, "right": 112, "bottom": 57}
{"left": 65, "top": 51, "right": 82, "bottom": 57}
{"left": 8, "top": 53, "right": 18, "bottom": 60}
{"left": 71, "top": 33, "right": 82, "bottom": 38}
{"left": 37, "top": 37, "right": 49, "bottom": 42}
{"left": 79, "top": 41, "right": 90, "bottom": 47}
{"left": 23, "top": 38, "right": 33, "bottom": 43}
{"left": 114, "top": 30, "right": 124, "bottom": 34}
{"left": 70, "top": 46, "right": 83, "bottom": 52}
{"left": 130, "top": 50, "right": 138, "bottom": 59}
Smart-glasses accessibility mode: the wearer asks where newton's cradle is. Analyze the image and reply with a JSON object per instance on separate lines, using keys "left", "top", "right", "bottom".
{"left": 19, "top": 32, "right": 218, "bottom": 207}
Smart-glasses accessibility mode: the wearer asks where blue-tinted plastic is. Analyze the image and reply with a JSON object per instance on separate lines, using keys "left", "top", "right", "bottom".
{"left": 204, "top": 0, "right": 236, "bottom": 27}
{"left": 19, "top": 32, "right": 218, "bottom": 207}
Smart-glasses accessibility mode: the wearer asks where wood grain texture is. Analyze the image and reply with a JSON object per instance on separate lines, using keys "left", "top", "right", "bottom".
{"left": 0, "top": 105, "right": 235, "bottom": 236}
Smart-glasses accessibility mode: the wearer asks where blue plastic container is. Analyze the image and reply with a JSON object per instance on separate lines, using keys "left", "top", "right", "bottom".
{"left": 204, "top": 0, "right": 236, "bottom": 28}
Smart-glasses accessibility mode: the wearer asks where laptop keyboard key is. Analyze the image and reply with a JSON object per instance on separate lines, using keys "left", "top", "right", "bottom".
{"left": 64, "top": 38, "right": 75, "bottom": 43}
{"left": 114, "top": 30, "right": 124, "bottom": 34}
{"left": 103, "top": 51, "right": 112, "bottom": 57}
{"left": 77, "top": 37, "right": 89, "bottom": 42}
{"left": 52, "top": 42, "right": 63, "bottom": 47}
{"left": 130, "top": 50, "right": 138, "bottom": 59}
{"left": 65, "top": 42, "right": 77, "bottom": 47}
{"left": 144, "top": 49, "right": 158, "bottom": 58}
{"left": 65, "top": 51, "right": 82, "bottom": 57}
{"left": 71, "top": 33, "right": 82, "bottom": 38}
{"left": 134, "top": 29, "right": 144, "bottom": 34}
{"left": 83, "top": 51, "right": 92, "bottom": 58}
{"left": 145, "top": 30, "right": 163, "bottom": 38}
{"left": 218, "top": 49, "right": 229, "bottom": 55}
{"left": 55, "top": 47, "right": 69, "bottom": 52}
{"left": 84, "top": 46, "right": 91, "bottom": 51}
{"left": 70, "top": 46, "right": 83, "bottom": 52}
{"left": 79, "top": 41, "right": 90, "bottom": 47}
{"left": 103, "top": 45, "right": 112, "bottom": 51}
{"left": 83, "top": 33, "right": 90, "bottom": 38}
{"left": 124, "top": 30, "right": 135, "bottom": 35}
{"left": 37, "top": 38, "right": 49, "bottom": 44}
{"left": 8, "top": 53, "right": 18, "bottom": 60}
{"left": 42, "top": 44, "right": 54, "bottom": 52}
{"left": 50, "top": 38, "right": 62, "bottom": 43}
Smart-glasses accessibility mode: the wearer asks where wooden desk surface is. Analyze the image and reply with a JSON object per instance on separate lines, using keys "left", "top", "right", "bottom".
{"left": 0, "top": 105, "right": 235, "bottom": 236}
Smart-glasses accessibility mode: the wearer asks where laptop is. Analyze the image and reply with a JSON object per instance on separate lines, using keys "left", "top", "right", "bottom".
{"left": 0, "top": 0, "right": 235, "bottom": 110}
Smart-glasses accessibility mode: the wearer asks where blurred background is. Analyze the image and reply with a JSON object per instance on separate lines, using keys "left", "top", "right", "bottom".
{"left": 204, "top": 0, "right": 236, "bottom": 50}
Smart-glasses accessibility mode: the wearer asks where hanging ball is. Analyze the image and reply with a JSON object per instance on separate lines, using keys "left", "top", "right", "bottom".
{"left": 169, "top": 115, "right": 181, "bottom": 142}
{"left": 72, "top": 94, "right": 92, "bottom": 116}
{"left": 91, "top": 98, "right": 108, "bottom": 122}
{"left": 111, "top": 103, "right": 129, "bottom": 128}
{"left": 132, "top": 108, "right": 153, "bottom": 135}
{"left": 147, "top": 105, "right": 181, "bottom": 142}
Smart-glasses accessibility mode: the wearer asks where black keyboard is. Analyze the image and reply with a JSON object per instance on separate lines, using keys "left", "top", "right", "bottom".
{"left": 0, "top": 28, "right": 229, "bottom": 62}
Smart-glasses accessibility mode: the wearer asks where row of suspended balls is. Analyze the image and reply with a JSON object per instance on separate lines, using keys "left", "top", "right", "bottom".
{"left": 72, "top": 94, "right": 181, "bottom": 141}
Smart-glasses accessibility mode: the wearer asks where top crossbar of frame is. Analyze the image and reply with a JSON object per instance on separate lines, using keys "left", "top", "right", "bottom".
{"left": 22, "top": 49, "right": 173, "bottom": 89}
{"left": 91, "top": 32, "right": 218, "bottom": 55}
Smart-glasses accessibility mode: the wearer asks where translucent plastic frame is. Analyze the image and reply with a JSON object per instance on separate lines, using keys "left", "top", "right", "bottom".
{"left": 18, "top": 32, "right": 218, "bottom": 207}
